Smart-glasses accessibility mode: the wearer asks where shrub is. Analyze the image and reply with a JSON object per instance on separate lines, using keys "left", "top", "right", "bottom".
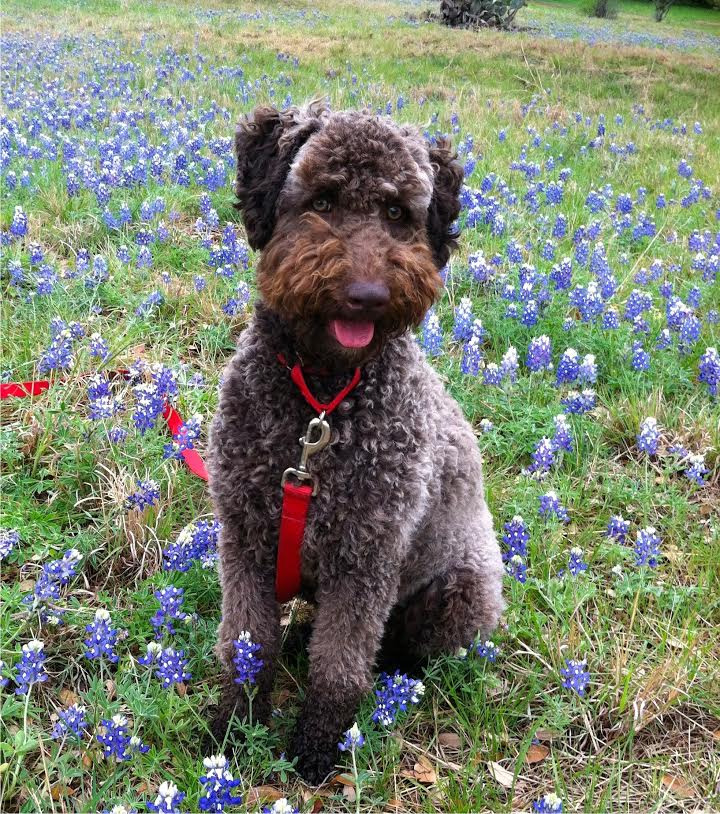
{"left": 439, "top": 0, "right": 528, "bottom": 30}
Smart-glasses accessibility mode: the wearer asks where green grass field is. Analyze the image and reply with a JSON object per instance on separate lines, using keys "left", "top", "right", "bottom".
{"left": 1, "top": 0, "right": 719, "bottom": 812}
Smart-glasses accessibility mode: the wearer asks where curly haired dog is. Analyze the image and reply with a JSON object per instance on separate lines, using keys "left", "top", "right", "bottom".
{"left": 208, "top": 101, "right": 504, "bottom": 784}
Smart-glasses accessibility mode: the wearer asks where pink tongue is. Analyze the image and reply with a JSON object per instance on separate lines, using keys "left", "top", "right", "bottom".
{"left": 330, "top": 319, "right": 375, "bottom": 349}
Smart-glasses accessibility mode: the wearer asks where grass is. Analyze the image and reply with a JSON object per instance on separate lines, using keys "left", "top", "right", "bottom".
{"left": 1, "top": 0, "right": 719, "bottom": 812}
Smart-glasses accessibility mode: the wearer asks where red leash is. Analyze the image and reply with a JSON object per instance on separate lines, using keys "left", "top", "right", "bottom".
{"left": 1, "top": 375, "right": 209, "bottom": 482}
{"left": 275, "top": 358, "right": 361, "bottom": 602}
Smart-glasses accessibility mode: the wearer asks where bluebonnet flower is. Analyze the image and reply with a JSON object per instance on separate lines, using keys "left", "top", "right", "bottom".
{"left": 262, "top": 801, "right": 298, "bottom": 814}
{"left": 0, "top": 528, "right": 20, "bottom": 561}
{"left": 578, "top": 354, "right": 597, "bottom": 384}
{"left": 10, "top": 206, "right": 28, "bottom": 238}
{"left": 163, "top": 519, "right": 221, "bottom": 571}
{"left": 420, "top": 311, "right": 443, "bottom": 356}
{"left": 479, "top": 419, "right": 494, "bottom": 433}
{"left": 461, "top": 336, "right": 482, "bottom": 376}
{"left": 163, "top": 415, "right": 202, "bottom": 460}
{"left": 500, "top": 346, "right": 519, "bottom": 382}
{"left": 233, "top": 632, "right": 263, "bottom": 685}
{"left": 84, "top": 609, "right": 120, "bottom": 663}
{"left": 684, "top": 453, "right": 709, "bottom": 486}
{"left": 13, "top": 640, "right": 48, "bottom": 695}
{"left": 38, "top": 329, "right": 74, "bottom": 374}
{"left": 109, "top": 427, "right": 128, "bottom": 444}
{"left": 24, "top": 548, "right": 83, "bottom": 619}
{"left": 0, "top": 660, "right": 8, "bottom": 688}
{"left": 538, "top": 491, "right": 569, "bottom": 523}
{"left": 151, "top": 586, "right": 189, "bottom": 638}
{"left": 199, "top": 754, "right": 243, "bottom": 812}
{"left": 566, "top": 547, "right": 588, "bottom": 576}
{"left": 526, "top": 336, "right": 552, "bottom": 372}
{"left": 560, "top": 658, "right": 590, "bottom": 696}
{"left": 483, "top": 363, "right": 503, "bottom": 385}
{"left": 135, "top": 290, "right": 163, "bottom": 317}
{"left": 88, "top": 333, "right": 110, "bottom": 361}
{"left": 472, "top": 640, "right": 501, "bottom": 662}
{"left": 147, "top": 782, "right": 186, "bottom": 813}
{"left": 502, "top": 515, "right": 529, "bottom": 560}
{"left": 607, "top": 515, "right": 630, "bottom": 544}
{"left": 637, "top": 417, "right": 660, "bottom": 456}
{"left": 155, "top": 647, "right": 191, "bottom": 689}
{"left": 555, "top": 348, "right": 579, "bottom": 385}
{"left": 138, "top": 641, "right": 163, "bottom": 667}
{"left": 529, "top": 437, "right": 556, "bottom": 474}
{"left": 194, "top": 275, "right": 207, "bottom": 292}
{"left": 677, "top": 159, "right": 692, "bottom": 179}
{"left": 561, "top": 389, "right": 596, "bottom": 414}
{"left": 131, "top": 381, "right": 166, "bottom": 434}
{"left": 338, "top": 722, "right": 365, "bottom": 751}
{"left": 631, "top": 341, "right": 650, "bottom": 371}
{"left": 52, "top": 704, "right": 88, "bottom": 740}
{"left": 656, "top": 329, "right": 672, "bottom": 350}
{"left": 602, "top": 308, "right": 620, "bottom": 330}
{"left": 552, "top": 414, "right": 573, "bottom": 452}
{"left": 452, "top": 298, "right": 473, "bottom": 341}
{"left": 125, "top": 479, "right": 160, "bottom": 512}
{"left": 505, "top": 554, "right": 527, "bottom": 583}
{"left": 634, "top": 527, "right": 661, "bottom": 567}
{"left": 371, "top": 672, "right": 425, "bottom": 727}
{"left": 533, "top": 793, "right": 563, "bottom": 813}
{"left": 698, "top": 347, "right": 719, "bottom": 397}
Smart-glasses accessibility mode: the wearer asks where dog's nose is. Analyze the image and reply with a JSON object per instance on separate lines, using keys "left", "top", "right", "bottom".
{"left": 346, "top": 281, "right": 390, "bottom": 312}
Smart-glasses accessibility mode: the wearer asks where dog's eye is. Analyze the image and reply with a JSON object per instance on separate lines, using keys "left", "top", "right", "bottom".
{"left": 312, "top": 197, "right": 332, "bottom": 213}
{"left": 387, "top": 205, "right": 404, "bottom": 221}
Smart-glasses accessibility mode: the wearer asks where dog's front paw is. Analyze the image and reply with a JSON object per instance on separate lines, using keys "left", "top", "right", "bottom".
{"left": 290, "top": 728, "right": 338, "bottom": 786}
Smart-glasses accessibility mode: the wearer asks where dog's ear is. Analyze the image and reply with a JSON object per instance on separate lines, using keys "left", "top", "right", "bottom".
{"left": 426, "top": 137, "right": 464, "bottom": 269}
{"left": 235, "top": 103, "right": 326, "bottom": 250}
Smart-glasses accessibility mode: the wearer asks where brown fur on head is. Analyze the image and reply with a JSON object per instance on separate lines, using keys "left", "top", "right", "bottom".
{"left": 234, "top": 102, "right": 463, "bottom": 366}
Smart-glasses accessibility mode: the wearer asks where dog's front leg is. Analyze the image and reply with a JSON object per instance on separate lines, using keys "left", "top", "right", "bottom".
{"left": 290, "top": 572, "right": 399, "bottom": 784}
{"left": 209, "top": 517, "right": 280, "bottom": 744}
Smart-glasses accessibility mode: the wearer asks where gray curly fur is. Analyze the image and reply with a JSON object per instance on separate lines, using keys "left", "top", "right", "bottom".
{"left": 208, "top": 103, "right": 504, "bottom": 784}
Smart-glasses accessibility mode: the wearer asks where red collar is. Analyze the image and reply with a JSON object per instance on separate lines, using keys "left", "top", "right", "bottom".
{"left": 276, "top": 353, "right": 361, "bottom": 416}
{"left": 275, "top": 354, "right": 362, "bottom": 603}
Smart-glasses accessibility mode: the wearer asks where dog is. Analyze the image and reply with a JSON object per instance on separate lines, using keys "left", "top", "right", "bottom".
{"left": 207, "top": 101, "right": 505, "bottom": 784}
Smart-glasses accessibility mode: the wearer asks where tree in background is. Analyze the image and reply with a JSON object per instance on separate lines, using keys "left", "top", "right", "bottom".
{"left": 586, "top": 0, "right": 619, "bottom": 18}
{"left": 653, "top": 0, "right": 676, "bottom": 19}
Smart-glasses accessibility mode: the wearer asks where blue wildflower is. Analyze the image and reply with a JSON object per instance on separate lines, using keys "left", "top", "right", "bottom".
{"left": 163, "top": 519, "right": 221, "bottom": 571}
{"left": 533, "top": 793, "right": 563, "bottom": 813}
{"left": 233, "top": 632, "right": 263, "bottom": 685}
{"left": 147, "top": 782, "right": 185, "bottom": 813}
{"left": 52, "top": 704, "right": 88, "bottom": 740}
{"left": 199, "top": 754, "right": 243, "bottom": 812}
{"left": 13, "top": 640, "right": 48, "bottom": 695}
{"left": 538, "top": 491, "right": 569, "bottom": 523}
{"left": 150, "top": 586, "right": 189, "bottom": 638}
{"left": 637, "top": 417, "right": 660, "bottom": 456}
{"left": 83, "top": 609, "right": 120, "bottom": 664}
{"left": 1, "top": 528, "right": 20, "bottom": 561}
{"left": 606, "top": 515, "right": 630, "bottom": 544}
{"left": 125, "top": 479, "right": 160, "bottom": 511}
{"left": 560, "top": 658, "right": 590, "bottom": 696}
{"left": 155, "top": 647, "right": 191, "bottom": 689}
{"left": 371, "top": 672, "right": 425, "bottom": 727}
{"left": 338, "top": 722, "right": 365, "bottom": 751}
{"left": 634, "top": 527, "right": 661, "bottom": 567}
{"left": 526, "top": 336, "right": 552, "bottom": 372}
{"left": 566, "top": 547, "right": 588, "bottom": 576}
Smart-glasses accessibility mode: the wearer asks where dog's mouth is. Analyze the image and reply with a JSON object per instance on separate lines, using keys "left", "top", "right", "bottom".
{"left": 328, "top": 319, "right": 375, "bottom": 349}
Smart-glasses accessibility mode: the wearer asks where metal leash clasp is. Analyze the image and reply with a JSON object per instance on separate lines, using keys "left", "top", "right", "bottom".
{"left": 281, "top": 412, "right": 331, "bottom": 496}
